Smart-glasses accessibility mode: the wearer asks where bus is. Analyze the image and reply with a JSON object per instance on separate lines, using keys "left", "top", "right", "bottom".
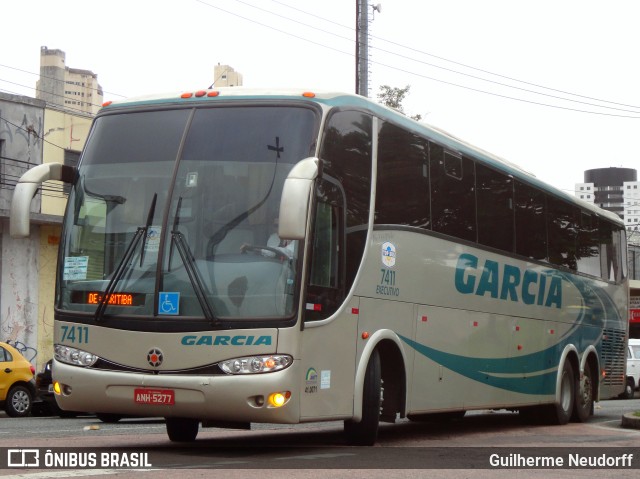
{"left": 10, "top": 88, "right": 629, "bottom": 445}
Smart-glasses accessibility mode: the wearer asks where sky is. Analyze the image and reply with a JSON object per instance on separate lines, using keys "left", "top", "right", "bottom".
{"left": 2, "top": 0, "right": 640, "bottom": 197}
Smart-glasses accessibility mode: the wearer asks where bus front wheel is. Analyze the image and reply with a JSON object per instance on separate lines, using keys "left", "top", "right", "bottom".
{"left": 166, "top": 417, "right": 199, "bottom": 442}
{"left": 344, "top": 349, "right": 381, "bottom": 446}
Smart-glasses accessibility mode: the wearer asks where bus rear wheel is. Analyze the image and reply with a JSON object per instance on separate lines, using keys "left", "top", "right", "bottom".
{"left": 344, "top": 349, "right": 381, "bottom": 446}
{"left": 544, "top": 360, "right": 575, "bottom": 425}
{"left": 572, "top": 364, "right": 594, "bottom": 422}
{"left": 166, "top": 417, "right": 199, "bottom": 442}
{"left": 520, "top": 360, "right": 575, "bottom": 425}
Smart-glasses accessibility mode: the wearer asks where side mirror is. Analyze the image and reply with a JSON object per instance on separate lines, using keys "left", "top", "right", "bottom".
{"left": 278, "top": 157, "right": 319, "bottom": 240}
{"left": 10, "top": 163, "right": 76, "bottom": 238}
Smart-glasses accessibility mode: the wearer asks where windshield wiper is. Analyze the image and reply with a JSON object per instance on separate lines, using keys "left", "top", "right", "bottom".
{"left": 171, "top": 197, "right": 218, "bottom": 325}
{"left": 94, "top": 193, "right": 157, "bottom": 322}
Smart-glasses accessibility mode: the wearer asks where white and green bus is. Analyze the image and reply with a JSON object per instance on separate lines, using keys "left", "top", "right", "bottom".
{"left": 11, "top": 89, "right": 629, "bottom": 445}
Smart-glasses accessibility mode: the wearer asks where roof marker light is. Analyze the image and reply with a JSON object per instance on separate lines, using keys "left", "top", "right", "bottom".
{"left": 102, "top": 101, "right": 113, "bottom": 107}
{"left": 195, "top": 90, "right": 207, "bottom": 97}
{"left": 207, "top": 91, "right": 220, "bottom": 97}
{"left": 181, "top": 92, "right": 193, "bottom": 99}
{"left": 302, "top": 92, "right": 316, "bottom": 98}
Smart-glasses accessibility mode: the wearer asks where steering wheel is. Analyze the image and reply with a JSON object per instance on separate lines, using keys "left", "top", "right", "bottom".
{"left": 240, "top": 244, "right": 290, "bottom": 262}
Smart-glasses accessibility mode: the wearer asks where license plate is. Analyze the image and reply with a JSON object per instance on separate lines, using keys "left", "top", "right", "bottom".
{"left": 134, "top": 388, "right": 175, "bottom": 405}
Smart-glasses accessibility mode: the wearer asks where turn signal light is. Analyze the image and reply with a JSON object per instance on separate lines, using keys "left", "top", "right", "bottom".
{"left": 268, "top": 391, "right": 291, "bottom": 408}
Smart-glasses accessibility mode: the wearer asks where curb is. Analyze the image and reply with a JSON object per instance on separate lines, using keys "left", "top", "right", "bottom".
{"left": 621, "top": 412, "right": 640, "bottom": 430}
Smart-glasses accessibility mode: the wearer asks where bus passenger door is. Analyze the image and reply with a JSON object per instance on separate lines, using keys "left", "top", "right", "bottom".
{"left": 299, "top": 178, "right": 357, "bottom": 420}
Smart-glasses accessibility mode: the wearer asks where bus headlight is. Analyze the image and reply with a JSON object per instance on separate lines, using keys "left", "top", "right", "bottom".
{"left": 219, "top": 355, "right": 292, "bottom": 374}
{"left": 54, "top": 344, "right": 99, "bottom": 367}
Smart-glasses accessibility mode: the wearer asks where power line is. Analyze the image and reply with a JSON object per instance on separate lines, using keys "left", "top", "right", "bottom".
{"left": 0, "top": 63, "right": 126, "bottom": 99}
{"left": 195, "top": 0, "right": 640, "bottom": 118}
{"left": 0, "top": 76, "right": 103, "bottom": 114}
{"left": 0, "top": 115, "right": 69, "bottom": 152}
{"left": 268, "top": 0, "right": 640, "bottom": 112}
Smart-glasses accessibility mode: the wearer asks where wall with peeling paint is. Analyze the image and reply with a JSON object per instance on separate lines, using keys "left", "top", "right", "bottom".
{"left": 1, "top": 93, "right": 94, "bottom": 371}
{"left": 37, "top": 225, "right": 60, "bottom": 364}
{"left": 0, "top": 220, "right": 40, "bottom": 365}
{"left": 0, "top": 94, "right": 45, "bottom": 367}
{"left": 1, "top": 94, "right": 45, "bottom": 213}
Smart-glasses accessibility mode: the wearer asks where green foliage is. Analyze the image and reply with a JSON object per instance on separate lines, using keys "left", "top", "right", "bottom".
{"left": 376, "top": 84, "right": 422, "bottom": 121}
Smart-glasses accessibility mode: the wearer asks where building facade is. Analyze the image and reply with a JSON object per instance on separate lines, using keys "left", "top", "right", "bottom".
{"left": 576, "top": 168, "right": 640, "bottom": 337}
{"left": 213, "top": 64, "right": 243, "bottom": 87}
{"left": 1, "top": 93, "right": 47, "bottom": 365}
{"left": 36, "top": 46, "right": 103, "bottom": 116}
{"left": 575, "top": 167, "right": 639, "bottom": 232}
{"left": 0, "top": 91, "right": 92, "bottom": 369}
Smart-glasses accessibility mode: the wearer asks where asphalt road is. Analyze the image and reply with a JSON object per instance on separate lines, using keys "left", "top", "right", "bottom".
{"left": 0, "top": 397, "right": 639, "bottom": 478}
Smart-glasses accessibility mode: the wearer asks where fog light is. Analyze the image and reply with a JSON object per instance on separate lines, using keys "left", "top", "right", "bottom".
{"left": 268, "top": 391, "right": 291, "bottom": 408}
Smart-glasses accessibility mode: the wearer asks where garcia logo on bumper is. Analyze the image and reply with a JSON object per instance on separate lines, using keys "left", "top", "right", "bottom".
{"left": 181, "top": 335, "right": 272, "bottom": 346}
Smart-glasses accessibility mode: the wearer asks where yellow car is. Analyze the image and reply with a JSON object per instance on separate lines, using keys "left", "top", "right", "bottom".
{"left": 0, "top": 342, "right": 36, "bottom": 417}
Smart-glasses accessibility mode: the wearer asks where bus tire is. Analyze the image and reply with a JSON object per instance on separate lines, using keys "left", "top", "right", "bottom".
{"left": 96, "top": 413, "right": 122, "bottom": 423}
{"left": 544, "top": 360, "right": 575, "bottom": 425}
{"left": 166, "top": 417, "right": 199, "bottom": 442}
{"left": 572, "top": 363, "right": 594, "bottom": 422}
{"left": 344, "top": 349, "right": 381, "bottom": 446}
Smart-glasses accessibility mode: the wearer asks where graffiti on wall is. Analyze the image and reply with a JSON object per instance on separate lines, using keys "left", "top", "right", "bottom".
{"left": 1, "top": 239, "right": 39, "bottom": 366}
{"left": 0, "top": 102, "right": 45, "bottom": 367}
{"left": 2, "top": 306, "right": 37, "bottom": 362}
{"left": 0, "top": 108, "right": 43, "bottom": 148}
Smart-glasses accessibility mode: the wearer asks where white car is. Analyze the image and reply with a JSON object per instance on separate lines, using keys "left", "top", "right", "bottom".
{"left": 622, "top": 338, "right": 640, "bottom": 399}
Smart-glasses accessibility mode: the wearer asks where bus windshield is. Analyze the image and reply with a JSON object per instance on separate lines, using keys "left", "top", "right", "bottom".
{"left": 57, "top": 105, "right": 318, "bottom": 321}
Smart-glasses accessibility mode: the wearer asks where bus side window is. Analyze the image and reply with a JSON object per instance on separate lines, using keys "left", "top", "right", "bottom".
{"left": 375, "top": 121, "right": 430, "bottom": 228}
{"left": 305, "top": 178, "right": 346, "bottom": 322}
{"left": 599, "top": 220, "right": 626, "bottom": 282}
{"left": 476, "top": 163, "right": 514, "bottom": 252}
{"left": 429, "top": 144, "right": 476, "bottom": 242}
{"left": 514, "top": 180, "right": 547, "bottom": 261}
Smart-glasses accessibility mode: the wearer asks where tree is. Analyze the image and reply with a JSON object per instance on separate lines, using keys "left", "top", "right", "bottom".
{"left": 376, "top": 84, "right": 422, "bottom": 121}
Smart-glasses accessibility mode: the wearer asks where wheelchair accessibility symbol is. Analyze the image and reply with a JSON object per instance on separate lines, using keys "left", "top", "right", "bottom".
{"left": 159, "top": 292, "right": 180, "bottom": 315}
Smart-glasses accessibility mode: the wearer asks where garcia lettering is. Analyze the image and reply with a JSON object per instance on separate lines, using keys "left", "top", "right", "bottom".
{"left": 454, "top": 253, "right": 562, "bottom": 308}
{"left": 181, "top": 335, "right": 272, "bottom": 346}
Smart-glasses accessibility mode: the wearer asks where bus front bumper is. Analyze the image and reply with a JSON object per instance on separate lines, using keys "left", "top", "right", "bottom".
{"left": 52, "top": 359, "right": 301, "bottom": 424}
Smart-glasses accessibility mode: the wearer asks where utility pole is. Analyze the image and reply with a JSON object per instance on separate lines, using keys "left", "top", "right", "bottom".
{"left": 355, "top": 2, "right": 381, "bottom": 97}
{"left": 355, "top": 0, "right": 369, "bottom": 97}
